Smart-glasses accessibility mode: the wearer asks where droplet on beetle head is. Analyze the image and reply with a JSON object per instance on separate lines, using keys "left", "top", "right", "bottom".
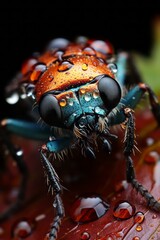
{"left": 59, "top": 98, "right": 67, "bottom": 107}
{"left": 84, "top": 93, "right": 91, "bottom": 101}
{"left": 82, "top": 63, "right": 88, "bottom": 71}
{"left": 58, "top": 61, "right": 73, "bottom": 72}
{"left": 93, "top": 90, "right": 99, "bottom": 99}
{"left": 107, "top": 63, "right": 118, "bottom": 74}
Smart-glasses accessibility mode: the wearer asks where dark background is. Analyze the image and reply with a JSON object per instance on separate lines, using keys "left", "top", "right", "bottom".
{"left": 0, "top": 5, "right": 160, "bottom": 118}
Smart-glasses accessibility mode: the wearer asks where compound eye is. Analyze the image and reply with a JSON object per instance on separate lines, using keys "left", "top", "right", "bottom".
{"left": 39, "top": 94, "right": 62, "bottom": 126}
{"left": 98, "top": 75, "right": 121, "bottom": 110}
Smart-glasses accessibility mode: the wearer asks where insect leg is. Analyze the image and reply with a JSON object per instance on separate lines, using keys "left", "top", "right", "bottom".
{"left": 40, "top": 136, "right": 73, "bottom": 240}
{"left": 0, "top": 126, "right": 28, "bottom": 220}
{"left": 0, "top": 118, "right": 51, "bottom": 221}
{"left": 138, "top": 83, "right": 160, "bottom": 124}
{"left": 108, "top": 83, "right": 160, "bottom": 126}
{"left": 123, "top": 108, "right": 160, "bottom": 211}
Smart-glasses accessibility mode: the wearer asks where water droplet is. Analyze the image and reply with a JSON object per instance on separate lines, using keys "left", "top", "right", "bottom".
{"left": 83, "top": 47, "right": 96, "bottom": 56}
{"left": 144, "top": 151, "right": 159, "bottom": 164}
{"left": 93, "top": 90, "right": 99, "bottom": 99}
{"left": 95, "top": 106, "right": 101, "bottom": 114}
{"left": 47, "top": 74, "right": 54, "bottom": 82}
{"left": 146, "top": 137, "right": 154, "bottom": 146}
{"left": 54, "top": 50, "right": 64, "bottom": 60}
{"left": 46, "top": 38, "right": 69, "bottom": 51}
{"left": 21, "top": 58, "right": 38, "bottom": 75}
{"left": 134, "top": 212, "right": 145, "bottom": 223}
{"left": 89, "top": 40, "right": 114, "bottom": 55}
{"left": 84, "top": 93, "right": 91, "bottom": 101}
{"left": 136, "top": 225, "right": 142, "bottom": 232}
{"left": 80, "top": 88, "right": 86, "bottom": 94}
{"left": 59, "top": 98, "right": 67, "bottom": 107}
{"left": 132, "top": 237, "right": 140, "bottom": 240}
{"left": 11, "top": 218, "right": 35, "bottom": 238}
{"left": 6, "top": 92, "right": 19, "bottom": 104}
{"left": 152, "top": 214, "right": 157, "bottom": 219}
{"left": 82, "top": 63, "right": 88, "bottom": 71}
{"left": 25, "top": 84, "right": 35, "bottom": 97}
{"left": 68, "top": 99, "right": 74, "bottom": 106}
{"left": 20, "top": 93, "right": 28, "bottom": 99}
{"left": 107, "top": 63, "right": 118, "bottom": 74}
{"left": 16, "top": 149, "right": 23, "bottom": 156}
{"left": 113, "top": 201, "right": 135, "bottom": 220}
{"left": 30, "top": 63, "right": 46, "bottom": 81}
{"left": 58, "top": 61, "right": 73, "bottom": 72}
{"left": 69, "top": 195, "right": 109, "bottom": 223}
{"left": 80, "top": 231, "right": 90, "bottom": 240}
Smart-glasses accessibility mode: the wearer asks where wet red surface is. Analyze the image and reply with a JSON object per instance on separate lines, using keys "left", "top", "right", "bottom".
{"left": 1, "top": 105, "right": 160, "bottom": 240}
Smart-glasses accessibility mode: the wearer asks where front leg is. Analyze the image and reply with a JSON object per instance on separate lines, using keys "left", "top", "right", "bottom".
{"left": 40, "top": 136, "right": 72, "bottom": 240}
{"left": 123, "top": 108, "right": 160, "bottom": 211}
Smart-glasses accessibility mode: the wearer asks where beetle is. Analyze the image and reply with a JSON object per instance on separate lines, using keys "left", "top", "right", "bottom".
{"left": 1, "top": 36, "right": 160, "bottom": 240}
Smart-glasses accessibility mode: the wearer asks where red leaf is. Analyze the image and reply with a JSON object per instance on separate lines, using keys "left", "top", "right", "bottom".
{"left": 1, "top": 108, "right": 160, "bottom": 240}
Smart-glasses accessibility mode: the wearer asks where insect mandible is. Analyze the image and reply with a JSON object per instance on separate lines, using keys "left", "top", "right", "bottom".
{"left": 1, "top": 36, "right": 160, "bottom": 240}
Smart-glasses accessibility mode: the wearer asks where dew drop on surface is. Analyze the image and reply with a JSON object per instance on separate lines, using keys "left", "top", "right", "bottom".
{"left": 132, "top": 237, "right": 140, "bottom": 240}
{"left": 83, "top": 47, "right": 96, "bottom": 56}
{"left": 107, "top": 63, "right": 118, "bottom": 74}
{"left": 82, "top": 63, "right": 88, "bottom": 71}
{"left": 136, "top": 225, "right": 143, "bottom": 232}
{"left": 93, "top": 90, "right": 99, "bottom": 99}
{"left": 90, "top": 40, "right": 113, "bottom": 55}
{"left": 68, "top": 99, "right": 74, "bottom": 106}
{"left": 84, "top": 93, "right": 91, "bottom": 101}
{"left": 152, "top": 214, "right": 157, "bottom": 219}
{"left": 134, "top": 212, "right": 145, "bottom": 223}
{"left": 80, "top": 231, "right": 90, "bottom": 240}
{"left": 30, "top": 63, "right": 46, "bottom": 81}
{"left": 95, "top": 106, "right": 102, "bottom": 114}
{"left": 80, "top": 88, "right": 86, "bottom": 94}
{"left": 11, "top": 218, "right": 35, "bottom": 238}
{"left": 113, "top": 201, "right": 135, "bottom": 220}
{"left": 146, "top": 137, "right": 154, "bottom": 146}
{"left": 144, "top": 151, "right": 159, "bottom": 164}
{"left": 54, "top": 50, "right": 64, "bottom": 60}
{"left": 16, "top": 149, "right": 23, "bottom": 156}
{"left": 47, "top": 74, "right": 54, "bottom": 82}
{"left": 58, "top": 61, "right": 73, "bottom": 72}
{"left": 6, "top": 92, "right": 19, "bottom": 104}
{"left": 21, "top": 58, "right": 38, "bottom": 75}
{"left": 59, "top": 98, "right": 67, "bottom": 107}
{"left": 69, "top": 195, "right": 109, "bottom": 223}
{"left": 46, "top": 38, "right": 69, "bottom": 51}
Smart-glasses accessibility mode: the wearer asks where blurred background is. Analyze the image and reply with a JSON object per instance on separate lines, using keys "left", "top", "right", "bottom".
{"left": 0, "top": 5, "right": 160, "bottom": 117}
